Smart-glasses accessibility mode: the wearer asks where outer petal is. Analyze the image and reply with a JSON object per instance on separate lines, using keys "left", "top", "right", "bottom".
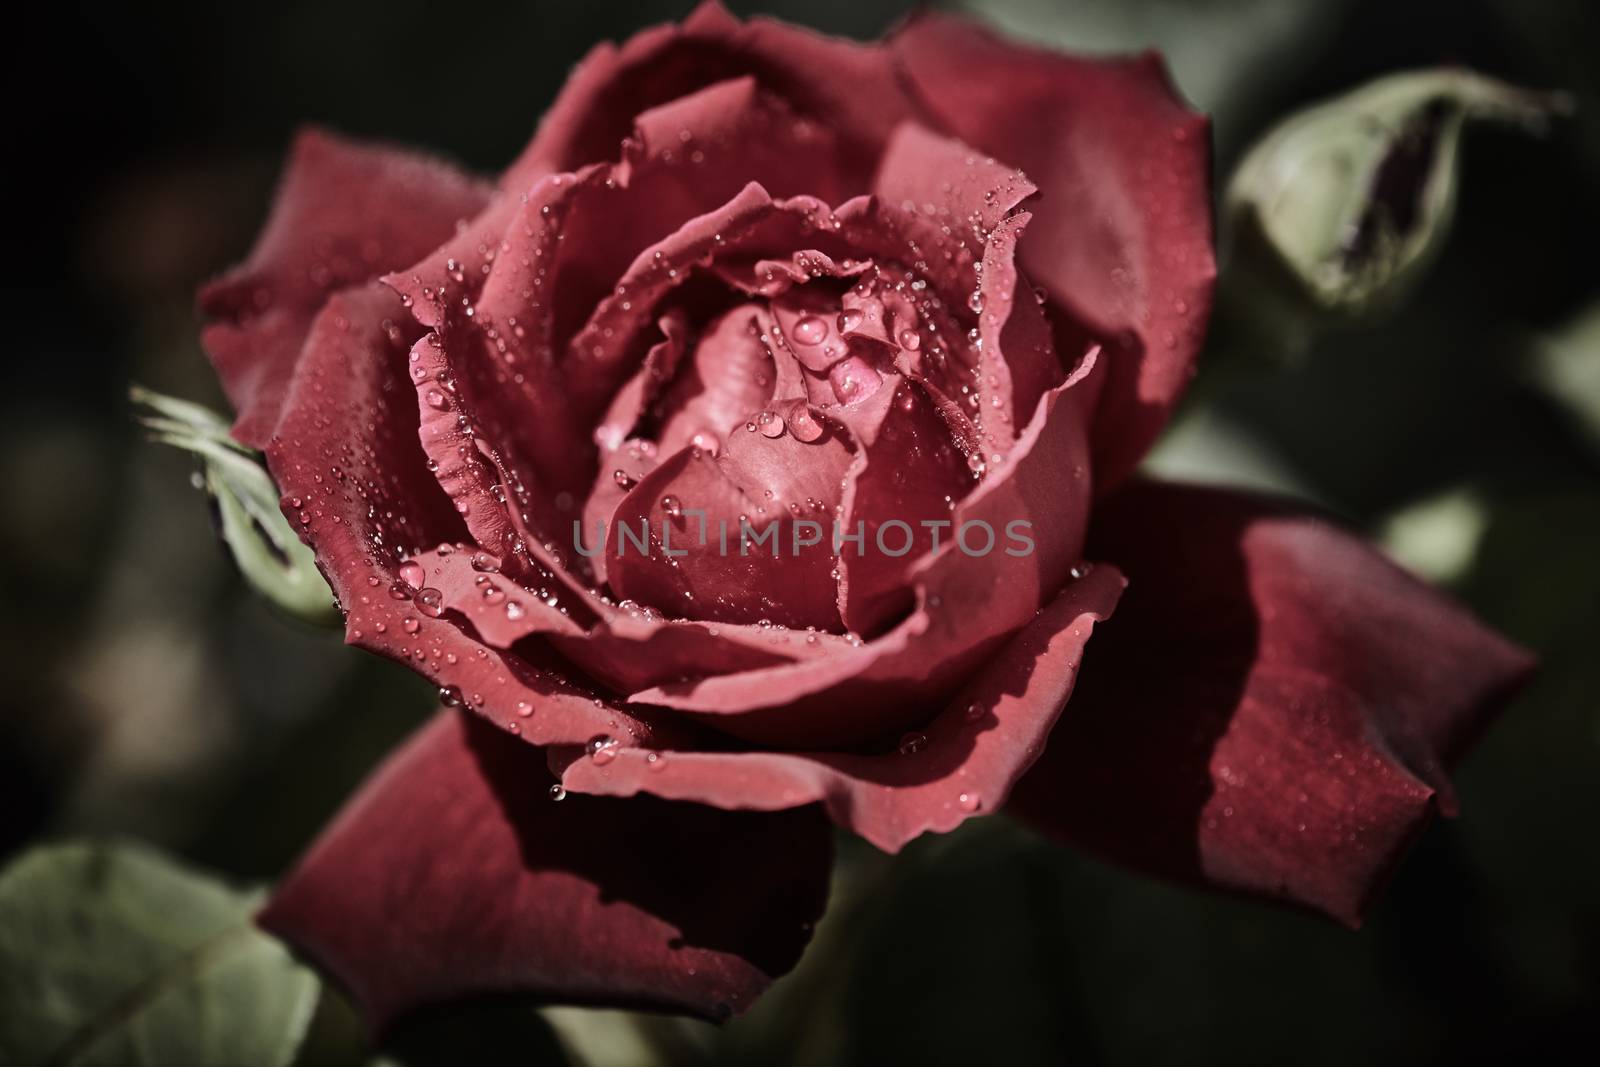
{"left": 1009, "top": 482, "right": 1536, "bottom": 926}
{"left": 199, "top": 128, "right": 490, "bottom": 446}
{"left": 892, "top": 14, "right": 1216, "bottom": 487}
{"left": 267, "top": 286, "right": 675, "bottom": 750}
{"left": 260, "top": 710, "right": 833, "bottom": 1029}
{"left": 501, "top": 0, "right": 914, "bottom": 193}
{"left": 556, "top": 565, "right": 1124, "bottom": 852}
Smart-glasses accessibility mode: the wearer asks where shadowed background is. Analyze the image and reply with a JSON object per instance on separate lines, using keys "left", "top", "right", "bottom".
{"left": 3, "top": 0, "right": 1598, "bottom": 1063}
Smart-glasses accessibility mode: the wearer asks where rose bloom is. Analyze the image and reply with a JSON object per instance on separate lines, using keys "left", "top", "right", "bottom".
{"left": 198, "top": 3, "right": 1532, "bottom": 1026}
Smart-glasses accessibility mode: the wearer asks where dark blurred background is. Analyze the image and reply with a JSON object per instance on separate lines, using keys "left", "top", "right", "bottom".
{"left": 3, "top": 0, "right": 1598, "bottom": 1063}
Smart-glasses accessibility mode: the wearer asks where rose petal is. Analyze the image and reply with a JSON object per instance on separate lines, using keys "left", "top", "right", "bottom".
{"left": 603, "top": 417, "right": 854, "bottom": 631}
{"left": 409, "top": 327, "right": 601, "bottom": 603}
{"left": 401, "top": 544, "right": 585, "bottom": 643}
{"left": 261, "top": 710, "right": 833, "bottom": 1029}
{"left": 550, "top": 612, "right": 854, "bottom": 698}
{"left": 837, "top": 378, "right": 976, "bottom": 635}
{"left": 1008, "top": 481, "right": 1536, "bottom": 926}
{"left": 628, "top": 352, "right": 1100, "bottom": 748}
{"left": 873, "top": 121, "right": 1036, "bottom": 242}
{"left": 267, "top": 286, "right": 672, "bottom": 749}
{"left": 650, "top": 306, "right": 782, "bottom": 457}
{"left": 200, "top": 128, "right": 489, "bottom": 446}
{"left": 556, "top": 565, "right": 1123, "bottom": 853}
{"left": 892, "top": 15, "right": 1216, "bottom": 486}
{"left": 503, "top": 1, "right": 913, "bottom": 193}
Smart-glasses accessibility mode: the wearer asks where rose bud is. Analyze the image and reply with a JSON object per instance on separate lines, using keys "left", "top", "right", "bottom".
{"left": 1224, "top": 68, "right": 1570, "bottom": 346}
{"left": 188, "top": 4, "right": 1533, "bottom": 1030}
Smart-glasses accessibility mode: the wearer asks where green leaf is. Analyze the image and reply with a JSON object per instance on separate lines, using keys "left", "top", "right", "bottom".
{"left": 130, "top": 385, "right": 339, "bottom": 626}
{"left": 1530, "top": 299, "right": 1600, "bottom": 457}
{"left": 1224, "top": 68, "right": 1569, "bottom": 345}
{"left": 0, "top": 840, "right": 320, "bottom": 1067}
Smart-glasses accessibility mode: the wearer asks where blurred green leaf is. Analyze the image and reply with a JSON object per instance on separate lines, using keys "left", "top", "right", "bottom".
{"left": 962, "top": 0, "right": 1352, "bottom": 135}
{"left": 1224, "top": 68, "right": 1569, "bottom": 348}
{"left": 130, "top": 385, "right": 339, "bottom": 626}
{"left": 1530, "top": 299, "right": 1600, "bottom": 456}
{"left": 1378, "top": 485, "right": 1491, "bottom": 585}
{"left": 0, "top": 839, "right": 319, "bottom": 1067}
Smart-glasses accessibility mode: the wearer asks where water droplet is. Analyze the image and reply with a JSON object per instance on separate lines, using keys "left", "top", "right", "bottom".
{"left": 588, "top": 735, "right": 620, "bottom": 765}
{"left": 425, "top": 390, "right": 448, "bottom": 410}
{"left": 439, "top": 685, "right": 463, "bottom": 707}
{"left": 786, "top": 405, "right": 824, "bottom": 443}
{"left": 828, "top": 356, "right": 882, "bottom": 405}
{"left": 756, "top": 410, "right": 786, "bottom": 438}
{"left": 398, "top": 560, "right": 427, "bottom": 589}
{"left": 898, "top": 732, "right": 928, "bottom": 756}
{"left": 549, "top": 784, "right": 567, "bottom": 801}
{"left": 957, "top": 791, "right": 982, "bottom": 813}
{"left": 792, "top": 315, "right": 828, "bottom": 345}
{"left": 964, "top": 700, "right": 986, "bottom": 723}
{"left": 836, "top": 308, "right": 864, "bottom": 333}
{"left": 505, "top": 600, "right": 526, "bottom": 621}
{"left": 402, "top": 616, "right": 420, "bottom": 634}
{"left": 645, "top": 750, "right": 667, "bottom": 771}
{"left": 897, "top": 327, "right": 921, "bottom": 351}
{"left": 661, "top": 495, "right": 683, "bottom": 518}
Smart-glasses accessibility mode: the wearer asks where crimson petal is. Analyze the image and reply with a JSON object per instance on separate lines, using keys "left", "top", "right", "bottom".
{"left": 267, "top": 287, "right": 670, "bottom": 749}
{"left": 503, "top": 0, "right": 913, "bottom": 192}
{"left": 200, "top": 128, "right": 489, "bottom": 446}
{"left": 261, "top": 710, "right": 833, "bottom": 1029}
{"left": 891, "top": 15, "right": 1216, "bottom": 487}
{"left": 603, "top": 417, "right": 855, "bottom": 631}
{"left": 555, "top": 565, "right": 1123, "bottom": 852}
{"left": 627, "top": 354, "right": 1100, "bottom": 748}
{"left": 1008, "top": 481, "right": 1535, "bottom": 926}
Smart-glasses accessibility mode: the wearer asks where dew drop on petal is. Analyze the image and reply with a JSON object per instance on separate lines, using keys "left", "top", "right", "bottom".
{"left": 756, "top": 410, "right": 786, "bottom": 438}
{"left": 786, "top": 405, "right": 824, "bottom": 443}
{"left": 792, "top": 315, "right": 828, "bottom": 346}
{"left": 828, "top": 356, "right": 882, "bottom": 405}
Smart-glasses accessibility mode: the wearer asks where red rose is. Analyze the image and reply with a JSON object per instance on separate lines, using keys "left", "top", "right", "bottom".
{"left": 199, "top": 3, "right": 1531, "bottom": 1027}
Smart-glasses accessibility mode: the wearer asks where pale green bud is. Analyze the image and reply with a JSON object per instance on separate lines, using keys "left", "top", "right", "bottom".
{"left": 1225, "top": 69, "right": 1569, "bottom": 335}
